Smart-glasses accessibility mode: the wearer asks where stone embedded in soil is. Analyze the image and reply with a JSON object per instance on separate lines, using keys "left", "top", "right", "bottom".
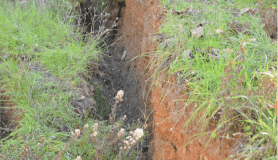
{"left": 190, "top": 26, "right": 204, "bottom": 39}
{"left": 71, "top": 81, "right": 97, "bottom": 117}
{"left": 188, "top": 9, "right": 201, "bottom": 16}
{"left": 183, "top": 49, "right": 194, "bottom": 62}
{"left": 198, "top": 20, "right": 207, "bottom": 27}
{"left": 121, "top": 50, "right": 127, "bottom": 61}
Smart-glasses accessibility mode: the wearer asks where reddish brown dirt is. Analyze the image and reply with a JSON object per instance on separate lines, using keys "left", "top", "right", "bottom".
{"left": 112, "top": 0, "right": 236, "bottom": 159}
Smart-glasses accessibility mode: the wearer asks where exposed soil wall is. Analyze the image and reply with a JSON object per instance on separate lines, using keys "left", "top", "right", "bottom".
{"left": 110, "top": 0, "right": 235, "bottom": 159}
{"left": 0, "top": 90, "right": 19, "bottom": 140}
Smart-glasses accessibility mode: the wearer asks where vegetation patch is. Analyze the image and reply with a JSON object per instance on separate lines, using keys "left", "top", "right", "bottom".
{"left": 0, "top": 0, "right": 147, "bottom": 159}
{"left": 147, "top": 0, "right": 277, "bottom": 159}
{"left": 92, "top": 83, "right": 111, "bottom": 120}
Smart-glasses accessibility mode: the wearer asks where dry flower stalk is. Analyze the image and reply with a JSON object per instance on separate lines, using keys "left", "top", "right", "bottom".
{"left": 56, "top": 128, "right": 80, "bottom": 159}
{"left": 117, "top": 128, "right": 125, "bottom": 138}
{"left": 109, "top": 90, "right": 124, "bottom": 124}
{"left": 115, "top": 128, "right": 144, "bottom": 160}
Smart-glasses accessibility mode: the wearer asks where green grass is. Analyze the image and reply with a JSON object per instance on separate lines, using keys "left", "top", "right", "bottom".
{"left": 92, "top": 83, "right": 111, "bottom": 119}
{"left": 149, "top": 0, "right": 277, "bottom": 159}
{"left": 0, "top": 0, "right": 143, "bottom": 159}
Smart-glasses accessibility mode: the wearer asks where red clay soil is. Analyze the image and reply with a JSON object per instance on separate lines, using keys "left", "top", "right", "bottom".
{"left": 113, "top": 0, "right": 236, "bottom": 159}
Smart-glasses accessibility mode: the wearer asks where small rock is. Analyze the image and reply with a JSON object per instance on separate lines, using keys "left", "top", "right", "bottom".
{"left": 183, "top": 49, "right": 195, "bottom": 60}
{"left": 210, "top": 47, "right": 219, "bottom": 57}
{"left": 190, "top": 27, "right": 204, "bottom": 39}
{"left": 121, "top": 50, "right": 127, "bottom": 61}
{"left": 188, "top": 9, "right": 201, "bottom": 16}
{"left": 198, "top": 20, "right": 207, "bottom": 27}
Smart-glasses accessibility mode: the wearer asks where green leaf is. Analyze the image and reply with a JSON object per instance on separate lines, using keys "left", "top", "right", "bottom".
{"left": 211, "top": 131, "right": 217, "bottom": 138}
{"left": 74, "top": 2, "right": 79, "bottom": 8}
{"left": 226, "top": 134, "right": 229, "bottom": 140}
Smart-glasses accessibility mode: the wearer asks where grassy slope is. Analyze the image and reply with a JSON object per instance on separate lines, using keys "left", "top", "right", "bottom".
{"left": 0, "top": 1, "right": 141, "bottom": 159}
{"left": 150, "top": 0, "right": 277, "bottom": 159}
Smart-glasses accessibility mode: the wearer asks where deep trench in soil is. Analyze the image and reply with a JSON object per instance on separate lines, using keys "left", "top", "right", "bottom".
{"left": 87, "top": 1, "right": 152, "bottom": 158}
{"left": 90, "top": 2, "right": 142, "bottom": 123}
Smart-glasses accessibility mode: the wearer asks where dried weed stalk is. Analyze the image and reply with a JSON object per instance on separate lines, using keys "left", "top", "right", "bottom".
{"left": 109, "top": 90, "right": 124, "bottom": 124}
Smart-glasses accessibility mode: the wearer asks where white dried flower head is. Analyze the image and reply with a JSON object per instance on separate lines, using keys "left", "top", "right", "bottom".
{"left": 130, "top": 139, "right": 136, "bottom": 145}
{"left": 115, "top": 90, "right": 124, "bottom": 101}
{"left": 75, "top": 129, "right": 81, "bottom": 136}
{"left": 129, "top": 131, "right": 133, "bottom": 135}
{"left": 123, "top": 140, "right": 129, "bottom": 145}
{"left": 93, "top": 123, "right": 98, "bottom": 131}
{"left": 75, "top": 156, "right": 82, "bottom": 160}
{"left": 117, "top": 128, "right": 125, "bottom": 138}
{"left": 133, "top": 128, "right": 144, "bottom": 141}
{"left": 124, "top": 146, "right": 127, "bottom": 150}
{"left": 123, "top": 115, "right": 127, "bottom": 120}
{"left": 71, "top": 131, "right": 75, "bottom": 136}
{"left": 120, "top": 147, "right": 123, "bottom": 150}
{"left": 92, "top": 131, "right": 98, "bottom": 137}
{"left": 84, "top": 124, "right": 89, "bottom": 129}
{"left": 216, "top": 29, "right": 224, "bottom": 34}
{"left": 242, "top": 41, "right": 246, "bottom": 47}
